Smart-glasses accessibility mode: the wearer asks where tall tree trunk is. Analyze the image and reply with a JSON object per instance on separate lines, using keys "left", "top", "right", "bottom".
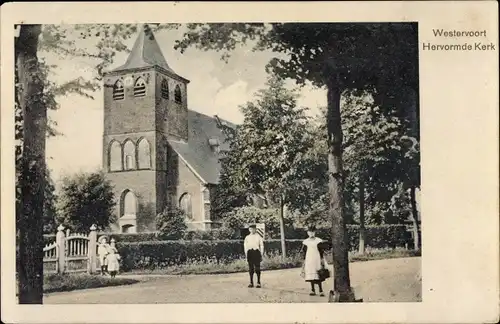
{"left": 358, "top": 175, "right": 366, "bottom": 255}
{"left": 16, "top": 24, "right": 46, "bottom": 304}
{"left": 325, "top": 80, "right": 355, "bottom": 302}
{"left": 279, "top": 195, "right": 287, "bottom": 259}
{"left": 409, "top": 186, "right": 420, "bottom": 250}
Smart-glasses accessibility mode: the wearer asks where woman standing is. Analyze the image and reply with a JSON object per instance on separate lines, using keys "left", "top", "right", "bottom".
{"left": 301, "top": 226, "right": 328, "bottom": 296}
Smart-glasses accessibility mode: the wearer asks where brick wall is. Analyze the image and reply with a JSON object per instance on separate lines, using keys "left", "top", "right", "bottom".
{"left": 105, "top": 170, "right": 157, "bottom": 232}
{"left": 103, "top": 70, "right": 156, "bottom": 135}
{"left": 155, "top": 71, "right": 188, "bottom": 142}
{"left": 103, "top": 67, "right": 206, "bottom": 232}
{"left": 166, "top": 146, "right": 212, "bottom": 230}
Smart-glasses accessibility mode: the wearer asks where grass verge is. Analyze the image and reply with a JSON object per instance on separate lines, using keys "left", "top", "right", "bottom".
{"left": 125, "top": 247, "right": 421, "bottom": 276}
{"left": 43, "top": 273, "right": 139, "bottom": 293}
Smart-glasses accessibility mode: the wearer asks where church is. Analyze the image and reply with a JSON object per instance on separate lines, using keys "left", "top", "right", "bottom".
{"left": 102, "top": 26, "right": 235, "bottom": 233}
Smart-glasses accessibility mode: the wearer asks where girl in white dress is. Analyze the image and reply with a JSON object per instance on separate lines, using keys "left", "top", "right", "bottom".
{"left": 301, "top": 226, "right": 327, "bottom": 296}
{"left": 106, "top": 248, "right": 121, "bottom": 278}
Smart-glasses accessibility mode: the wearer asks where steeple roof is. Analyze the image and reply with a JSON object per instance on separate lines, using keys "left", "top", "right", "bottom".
{"left": 111, "top": 24, "right": 176, "bottom": 74}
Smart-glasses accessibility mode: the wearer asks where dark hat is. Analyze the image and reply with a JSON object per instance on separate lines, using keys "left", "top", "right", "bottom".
{"left": 248, "top": 224, "right": 257, "bottom": 229}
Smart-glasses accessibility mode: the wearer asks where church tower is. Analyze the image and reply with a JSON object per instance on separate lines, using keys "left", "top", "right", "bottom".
{"left": 102, "top": 25, "right": 190, "bottom": 233}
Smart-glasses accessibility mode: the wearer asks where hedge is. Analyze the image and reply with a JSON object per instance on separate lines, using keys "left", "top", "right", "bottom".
{"left": 43, "top": 224, "right": 415, "bottom": 250}
{"left": 342, "top": 225, "right": 411, "bottom": 250}
{"left": 117, "top": 239, "right": 304, "bottom": 271}
{"left": 279, "top": 224, "right": 413, "bottom": 250}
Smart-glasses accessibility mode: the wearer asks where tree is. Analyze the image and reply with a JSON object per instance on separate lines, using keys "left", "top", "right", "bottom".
{"left": 341, "top": 90, "right": 409, "bottom": 252}
{"left": 225, "top": 75, "right": 312, "bottom": 258}
{"left": 15, "top": 23, "right": 177, "bottom": 303}
{"left": 211, "top": 150, "right": 252, "bottom": 220}
{"left": 56, "top": 171, "right": 116, "bottom": 232}
{"left": 156, "top": 207, "right": 188, "bottom": 240}
{"left": 174, "top": 22, "right": 418, "bottom": 302}
{"left": 15, "top": 24, "right": 46, "bottom": 304}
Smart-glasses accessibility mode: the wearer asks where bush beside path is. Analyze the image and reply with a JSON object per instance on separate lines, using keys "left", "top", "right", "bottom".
{"left": 44, "top": 257, "right": 421, "bottom": 304}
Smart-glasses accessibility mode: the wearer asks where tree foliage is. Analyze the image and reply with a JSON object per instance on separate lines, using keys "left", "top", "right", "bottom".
{"left": 211, "top": 151, "right": 252, "bottom": 220}
{"left": 230, "top": 75, "right": 312, "bottom": 200}
{"left": 42, "top": 168, "right": 58, "bottom": 234}
{"left": 174, "top": 23, "right": 418, "bottom": 92}
{"left": 173, "top": 22, "right": 418, "bottom": 299}
{"left": 156, "top": 207, "right": 188, "bottom": 240}
{"left": 221, "top": 206, "right": 293, "bottom": 239}
{"left": 56, "top": 171, "right": 116, "bottom": 232}
{"left": 15, "top": 23, "right": 180, "bottom": 303}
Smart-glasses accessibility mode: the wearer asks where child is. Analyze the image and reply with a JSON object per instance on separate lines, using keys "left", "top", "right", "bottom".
{"left": 106, "top": 247, "right": 121, "bottom": 278}
{"left": 97, "top": 236, "right": 110, "bottom": 275}
{"left": 109, "top": 238, "right": 118, "bottom": 253}
{"left": 244, "top": 224, "right": 264, "bottom": 288}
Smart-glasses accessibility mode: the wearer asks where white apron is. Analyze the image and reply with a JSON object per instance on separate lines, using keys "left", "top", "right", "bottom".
{"left": 303, "top": 237, "right": 323, "bottom": 281}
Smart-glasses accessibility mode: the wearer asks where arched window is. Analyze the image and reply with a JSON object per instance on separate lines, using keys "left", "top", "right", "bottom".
{"left": 133, "top": 77, "right": 146, "bottom": 97}
{"left": 113, "top": 80, "right": 124, "bottom": 100}
{"left": 120, "top": 190, "right": 137, "bottom": 233}
{"left": 179, "top": 193, "right": 193, "bottom": 220}
{"left": 161, "top": 79, "right": 169, "bottom": 100}
{"left": 174, "top": 84, "right": 182, "bottom": 103}
{"left": 123, "top": 140, "right": 136, "bottom": 170}
{"left": 137, "top": 138, "right": 151, "bottom": 169}
{"left": 108, "top": 140, "right": 122, "bottom": 171}
{"left": 202, "top": 187, "right": 211, "bottom": 221}
{"left": 121, "top": 190, "right": 137, "bottom": 218}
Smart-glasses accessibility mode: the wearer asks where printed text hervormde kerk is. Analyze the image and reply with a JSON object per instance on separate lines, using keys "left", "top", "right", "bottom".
{"left": 423, "top": 29, "right": 495, "bottom": 51}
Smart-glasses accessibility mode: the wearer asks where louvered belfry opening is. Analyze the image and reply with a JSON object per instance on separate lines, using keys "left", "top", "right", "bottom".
{"left": 134, "top": 77, "right": 146, "bottom": 97}
{"left": 113, "top": 80, "right": 125, "bottom": 100}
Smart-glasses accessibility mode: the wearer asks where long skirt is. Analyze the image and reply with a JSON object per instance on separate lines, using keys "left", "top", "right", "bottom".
{"left": 304, "top": 247, "right": 322, "bottom": 282}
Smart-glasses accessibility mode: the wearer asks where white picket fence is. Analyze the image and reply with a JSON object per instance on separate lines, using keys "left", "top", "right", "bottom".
{"left": 43, "top": 224, "right": 98, "bottom": 274}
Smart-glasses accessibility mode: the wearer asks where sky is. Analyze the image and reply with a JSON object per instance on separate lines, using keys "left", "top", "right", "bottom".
{"left": 43, "top": 25, "right": 327, "bottom": 182}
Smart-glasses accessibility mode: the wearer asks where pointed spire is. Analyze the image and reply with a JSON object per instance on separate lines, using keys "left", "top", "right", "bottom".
{"left": 111, "top": 24, "right": 175, "bottom": 73}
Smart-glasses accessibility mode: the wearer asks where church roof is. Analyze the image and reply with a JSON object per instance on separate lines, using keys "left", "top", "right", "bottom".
{"left": 168, "top": 110, "right": 236, "bottom": 185}
{"left": 111, "top": 25, "right": 177, "bottom": 75}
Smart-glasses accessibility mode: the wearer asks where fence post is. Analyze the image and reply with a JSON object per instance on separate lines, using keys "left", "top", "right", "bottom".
{"left": 56, "top": 225, "right": 66, "bottom": 274}
{"left": 88, "top": 224, "right": 97, "bottom": 274}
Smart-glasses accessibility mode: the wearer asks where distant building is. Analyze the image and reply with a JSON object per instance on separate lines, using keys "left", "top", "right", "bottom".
{"left": 102, "top": 26, "right": 235, "bottom": 233}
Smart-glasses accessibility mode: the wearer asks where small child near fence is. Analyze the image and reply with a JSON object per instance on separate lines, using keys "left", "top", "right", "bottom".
{"left": 109, "top": 238, "right": 118, "bottom": 253}
{"left": 106, "top": 243, "right": 121, "bottom": 278}
{"left": 97, "top": 236, "right": 110, "bottom": 275}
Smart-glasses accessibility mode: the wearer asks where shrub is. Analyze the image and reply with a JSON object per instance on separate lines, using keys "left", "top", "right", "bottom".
{"left": 156, "top": 208, "right": 188, "bottom": 240}
{"left": 117, "top": 239, "right": 304, "bottom": 271}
